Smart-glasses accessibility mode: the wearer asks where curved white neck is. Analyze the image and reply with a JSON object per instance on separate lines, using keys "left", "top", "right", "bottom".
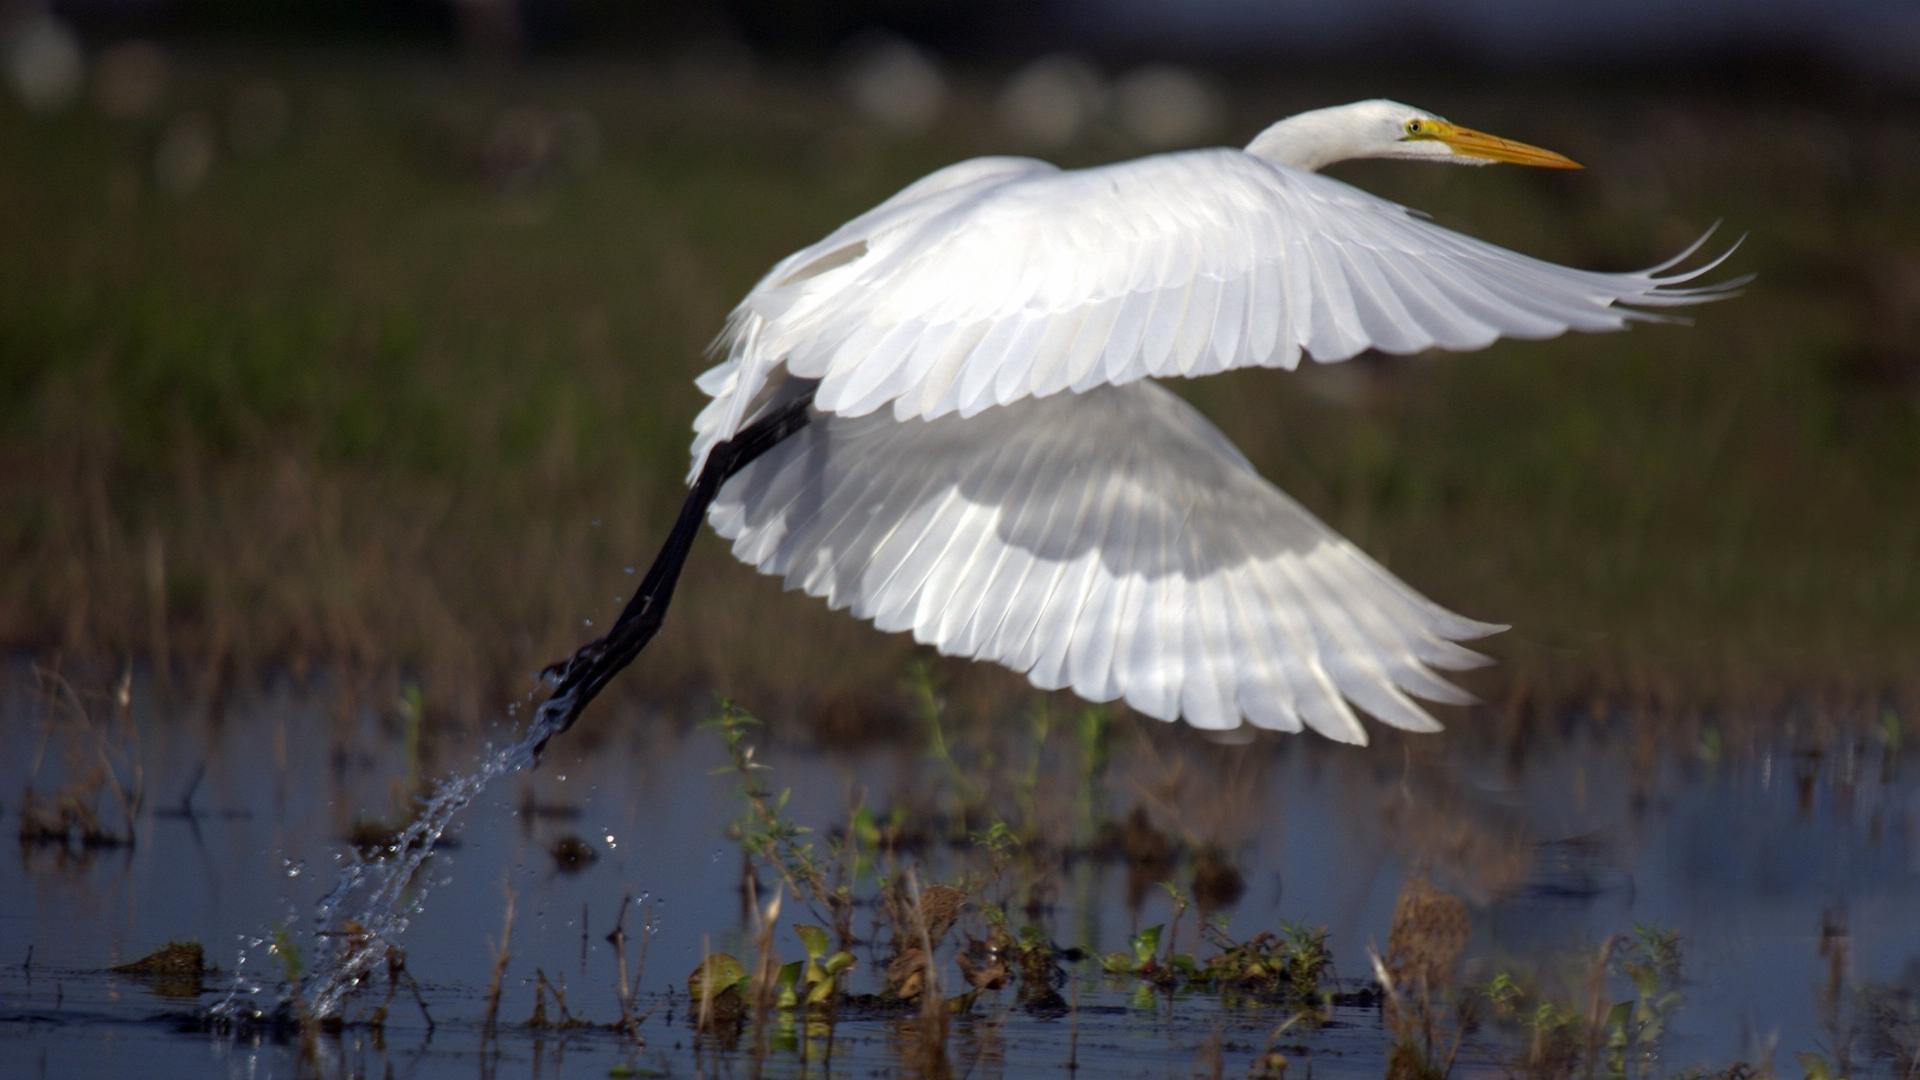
{"left": 1245, "top": 105, "right": 1376, "bottom": 172}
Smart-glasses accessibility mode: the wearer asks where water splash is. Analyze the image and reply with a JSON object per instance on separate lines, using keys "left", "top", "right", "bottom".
{"left": 214, "top": 692, "right": 574, "bottom": 1023}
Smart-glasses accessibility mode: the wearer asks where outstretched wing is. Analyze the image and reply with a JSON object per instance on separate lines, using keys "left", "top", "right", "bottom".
{"left": 693, "top": 148, "right": 1741, "bottom": 463}
{"left": 708, "top": 379, "right": 1503, "bottom": 743}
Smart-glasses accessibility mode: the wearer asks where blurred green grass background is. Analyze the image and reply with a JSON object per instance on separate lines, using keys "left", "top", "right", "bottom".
{"left": 2, "top": 49, "right": 1915, "bottom": 728}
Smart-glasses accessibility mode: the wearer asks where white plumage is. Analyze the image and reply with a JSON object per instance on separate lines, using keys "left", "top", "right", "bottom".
{"left": 689, "top": 99, "right": 1741, "bottom": 742}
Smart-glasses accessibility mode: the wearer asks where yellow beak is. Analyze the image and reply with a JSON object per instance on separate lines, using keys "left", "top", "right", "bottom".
{"left": 1425, "top": 121, "right": 1583, "bottom": 169}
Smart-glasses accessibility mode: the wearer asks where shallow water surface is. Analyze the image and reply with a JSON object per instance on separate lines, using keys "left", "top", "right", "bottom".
{"left": 1, "top": 663, "right": 1916, "bottom": 1077}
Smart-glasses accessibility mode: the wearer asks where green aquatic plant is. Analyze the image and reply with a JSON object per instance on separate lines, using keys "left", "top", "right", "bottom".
{"left": 1101, "top": 923, "right": 1165, "bottom": 977}
{"left": 1074, "top": 707, "right": 1114, "bottom": 844}
{"left": 908, "top": 661, "right": 1001, "bottom": 837}
{"left": 1196, "top": 923, "right": 1332, "bottom": 1004}
{"left": 792, "top": 923, "right": 856, "bottom": 1007}
{"left": 1796, "top": 1051, "right": 1846, "bottom": 1080}
{"left": 688, "top": 951, "right": 750, "bottom": 1030}
{"left": 1278, "top": 920, "right": 1334, "bottom": 1001}
{"left": 396, "top": 682, "right": 427, "bottom": 797}
{"left": 1631, "top": 923, "right": 1684, "bottom": 981}
{"left": 1097, "top": 918, "right": 1334, "bottom": 1006}
{"left": 956, "top": 914, "right": 1072, "bottom": 1010}
{"left": 704, "top": 700, "right": 857, "bottom": 947}
{"left": 1160, "top": 881, "right": 1192, "bottom": 964}
{"left": 1014, "top": 704, "right": 1052, "bottom": 835}
{"left": 270, "top": 923, "right": 304, "bottom": 986}
{"left": 1882, "top": 710, "right": 1906, "bottom": 755}
{"left": 1474, "top": 926, "right": 1689, "bottom": 1079}
{"left": 1007, "top": 925, "right": 1071, "bottom": 1009}
{"left": 1529, "top": 998, "right": 1582, "bottom": 1074}
{"left": 972, "top": 818, "right": 1020, "bottom": 863}
{"left": 1610, "top": 955, "right": 1683, "bottom": 1063}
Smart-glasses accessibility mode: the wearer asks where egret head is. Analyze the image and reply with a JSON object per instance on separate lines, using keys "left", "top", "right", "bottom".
{"left": 1247, "top": 99, "right": 1583, "bottom": 173}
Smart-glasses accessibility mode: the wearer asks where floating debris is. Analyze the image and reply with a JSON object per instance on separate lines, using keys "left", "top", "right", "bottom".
{"left": 547, "top": 833, "right": 598, "bottom": 872}
{"left": 112, "top": 940, "right": 208, "bottom": 999}
{"left": 113, "top": 940, "right": 206, "bottom": 977}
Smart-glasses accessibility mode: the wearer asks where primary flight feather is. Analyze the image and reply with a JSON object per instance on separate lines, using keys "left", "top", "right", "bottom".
{"left": 687, "top": 98, "right": 1741, "bottom": 743}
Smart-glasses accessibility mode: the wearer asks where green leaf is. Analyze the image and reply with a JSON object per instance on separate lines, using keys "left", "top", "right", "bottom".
{"left": 851, "top": 806, "right": 879, "bottom": 845}
{"left": 1796, "top": 1052, "right": 1834, "bottom": 1080}
{"left": 823, "top": 951, "right": 856, "bottom": 976}
{"left": 1131, "top": 925, "right": 1163, "bottom": 966}
{"left": 806, "top": 974, "right": 837, "bottom": 1006}
{"left": 1487, "top": 971, "right": 1521, "bottom": 1010}
{"left": 1606, "top": 1000, "right": 1632, "bottom": 1042}
{"left": 795, "top": 924, "right": 829, "bottom": 960}
{"left": 776, "top": 960, "right": 803, "bottom": 1009}
{"left": 771, "top": 1011, "right": 799, "bottom": 1051}
{"left": 687, "top": 953, "right": 746, "bottom": 1000}
{"left": 1629, "top": 963, "right": 1660, "bottom": 998}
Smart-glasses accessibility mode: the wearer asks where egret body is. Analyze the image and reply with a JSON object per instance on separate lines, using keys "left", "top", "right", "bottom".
{"left": 534, "top": 100, "right": 1739, "bottom": 752}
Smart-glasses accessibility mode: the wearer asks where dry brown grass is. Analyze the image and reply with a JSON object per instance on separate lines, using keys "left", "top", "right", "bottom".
{"left": 1, "top": 49, "right": 1914, "bottom": 743}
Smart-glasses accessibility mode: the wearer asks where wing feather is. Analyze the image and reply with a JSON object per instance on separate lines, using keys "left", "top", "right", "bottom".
{"left": 711, "top": 378, "right": 1499, "bottom": 741}
{"left": 693, "top": 147, "right": 1739, "bottom": 470}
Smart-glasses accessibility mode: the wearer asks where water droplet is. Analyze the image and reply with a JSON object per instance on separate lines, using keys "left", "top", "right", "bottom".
{"left": 284, "top": 859, "right": 306, "bottom": 880}
{"left": 622, "top": 566, "right": 635, "bottom": 575}
{"left": 604, "top": 832, "right": 617, "bottom": 848}
{"left": 583, "top": 618, "right": 594, "bottom": 628}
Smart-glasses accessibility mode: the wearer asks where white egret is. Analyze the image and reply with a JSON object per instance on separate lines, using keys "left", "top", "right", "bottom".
{"left": 532, "top": 99, "right": 1740, "bottom": 754}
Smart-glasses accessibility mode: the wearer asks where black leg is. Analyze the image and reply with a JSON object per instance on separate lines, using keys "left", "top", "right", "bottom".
{"left": 527, "top": 391, "right": 815, "bottom": 758}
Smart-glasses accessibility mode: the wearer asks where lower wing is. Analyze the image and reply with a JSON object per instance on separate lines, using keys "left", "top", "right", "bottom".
{"left": 708, "top": 379, "right": 1501, "bottom": 743}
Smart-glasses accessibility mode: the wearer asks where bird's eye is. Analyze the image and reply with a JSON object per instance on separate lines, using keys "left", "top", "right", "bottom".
{"left": 1405, "top": 120, "right": 1423, "bottom": 134}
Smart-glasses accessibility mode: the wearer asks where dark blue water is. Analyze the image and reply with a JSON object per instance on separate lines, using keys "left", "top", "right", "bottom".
{"left": 2, "top": 661, "right": 1915, "bottom": 1077}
